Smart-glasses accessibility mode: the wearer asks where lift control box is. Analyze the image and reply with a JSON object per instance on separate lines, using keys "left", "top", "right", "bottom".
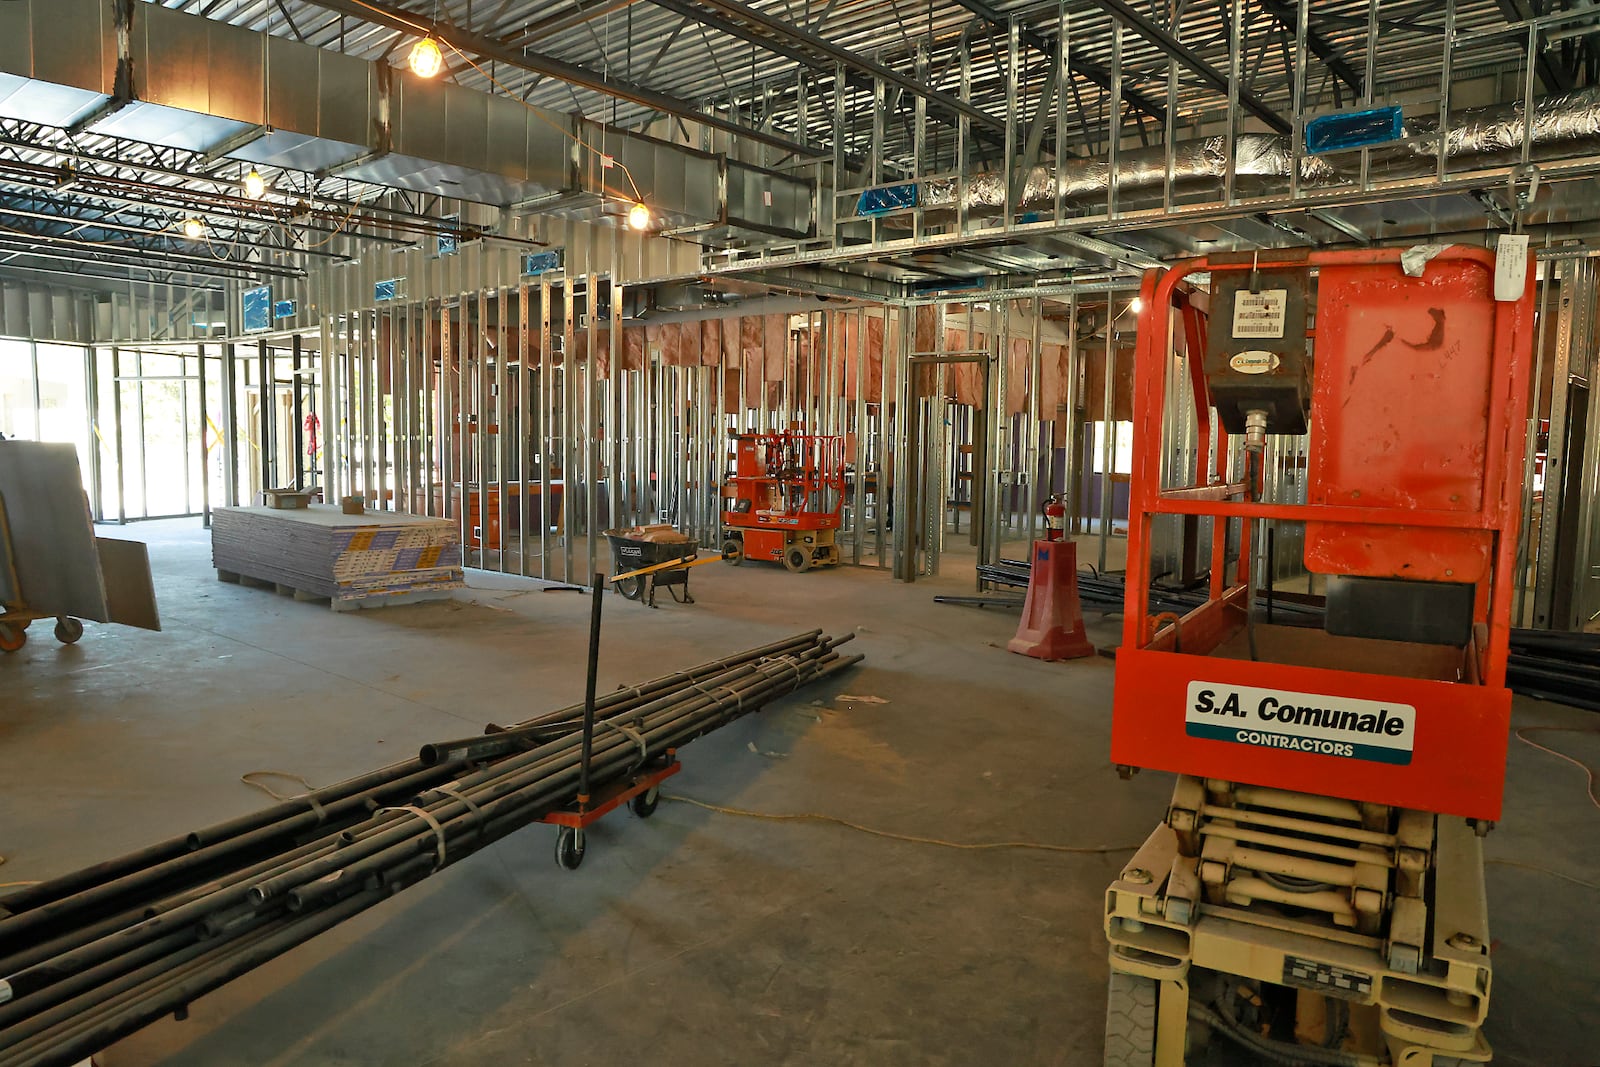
{"left": 1203, "top": 267, "right": 1311, "bottom": 435}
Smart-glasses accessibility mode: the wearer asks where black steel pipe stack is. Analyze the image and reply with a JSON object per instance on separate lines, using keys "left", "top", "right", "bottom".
{"left": 971, "top": 557, "right": 1598, "bottom": 714}
{"left": 970, "top": 560, "right": 1324, "bottom": 624}
{"left": 0, "top": 631, "right": 861, "bottom": 1067}
{"left": 1507, "top": 629, "right": 1600, "bottom": 712}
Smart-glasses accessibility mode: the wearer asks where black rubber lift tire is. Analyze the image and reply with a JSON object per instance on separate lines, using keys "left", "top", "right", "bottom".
{"left": 1104, "top": 971, "right": 1157, "bottom": 1067}
{"left": 783, "top": 545, "right": 811, "bottom": 573}
{"left": 54, "top": 617, "right": 84, "bottom": 644}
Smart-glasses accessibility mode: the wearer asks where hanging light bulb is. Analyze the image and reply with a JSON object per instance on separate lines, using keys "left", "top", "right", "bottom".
{"left": 182, "top": 218, "right": 205, "bottom": 240}
{"left": 409, "top": 37, "right": 443, "bottom": 78}
{"left": 242, "top": 168, "right": 266, "bottom": 199}
{"left": 627, "top": 201, "right": 651, "bottom": 231}
{"left": 1129, "top": 297, "right": 1144, "bottom": 314}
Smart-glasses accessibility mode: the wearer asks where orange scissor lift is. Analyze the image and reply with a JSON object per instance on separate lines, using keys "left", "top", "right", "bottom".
{"left": 1103, "top": 247, "right": 1533, "bottom": 1067}
{"left": 720, "top": 431, "right": 846, "bottom": 573}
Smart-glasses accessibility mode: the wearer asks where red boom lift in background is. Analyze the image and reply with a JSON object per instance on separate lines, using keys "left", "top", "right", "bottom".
{"left": 1103, "top": 246, "right": 1534, "bottom": 1066}
{"left": 720, "top": 432, "right": 846, "bottom": 572}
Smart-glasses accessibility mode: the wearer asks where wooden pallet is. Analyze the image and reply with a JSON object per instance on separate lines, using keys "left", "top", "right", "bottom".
{"left": 216, "top": 569, "right": 455, "bottom": 612}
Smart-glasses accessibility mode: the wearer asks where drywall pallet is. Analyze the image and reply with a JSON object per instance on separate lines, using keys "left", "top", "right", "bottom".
{"left": 211, "top": 505, "right": 465, "bottom": 612}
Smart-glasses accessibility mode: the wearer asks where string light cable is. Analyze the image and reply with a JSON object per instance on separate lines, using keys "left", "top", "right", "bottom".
{"left": 662, "top": 793, "right": 1140, "bottom": 856}
{"left": 1515, "top": 725, "right": 1600, "bottom": 811}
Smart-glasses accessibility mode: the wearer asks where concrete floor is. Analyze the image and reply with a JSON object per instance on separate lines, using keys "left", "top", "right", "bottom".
{"left": 1, "top": 519, "right": 1595, "bottom": 1066}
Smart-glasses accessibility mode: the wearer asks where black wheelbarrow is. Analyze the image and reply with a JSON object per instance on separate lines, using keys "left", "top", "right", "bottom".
{"left": 605, "top": 530, "right": 699, "bottom": 608}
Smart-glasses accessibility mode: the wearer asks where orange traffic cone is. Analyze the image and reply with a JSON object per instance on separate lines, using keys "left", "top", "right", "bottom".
{"left": 1007, "top": 539, "right": 1095, "bottom": 661}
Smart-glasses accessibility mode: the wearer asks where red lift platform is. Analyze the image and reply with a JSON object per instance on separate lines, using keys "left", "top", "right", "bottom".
{"left": 720, "top": 432, "right": 846, "bottom": 572}
{"left": 1102, "top": 244, "right": 1536, "bottom": 1066}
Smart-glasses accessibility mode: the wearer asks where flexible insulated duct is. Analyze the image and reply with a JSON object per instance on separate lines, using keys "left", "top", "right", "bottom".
{"left": 902, "top": 87, "right": 1600, "bottom": 223}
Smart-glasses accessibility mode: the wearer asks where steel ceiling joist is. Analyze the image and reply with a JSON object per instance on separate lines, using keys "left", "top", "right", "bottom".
{"left": 1258, "top": 1, "right": 1364, "bottom": 97}
{"left": 1496, "top": 0, "right": 1577, "bottom": 93}
{"left": 1084, "top": 0, "right": 1292, "bottom": 133}
{"left": 0, "top": 226, "right": 303, "bottom": 279}
{"left": 0, "top": 195, "right": 347, "bottom": 261}
{"left": 647, "top": 0, "right": 1004, "bottom": 135}
{"left": 293, "top": 0, "right": 829, "bottom": 158}
{"left": 648, "top": 0, "right": 1006, "bottom": 151}
{"left": 517, "top": 0, "right": 645, "bottom": 41}
{"left": 942, "top": 0, "right": 1167, "bottom": 127}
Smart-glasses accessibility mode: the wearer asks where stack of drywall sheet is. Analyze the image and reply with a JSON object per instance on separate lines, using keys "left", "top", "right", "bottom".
{"left": 211, "top": 505, "right": 463, "bottom": 607}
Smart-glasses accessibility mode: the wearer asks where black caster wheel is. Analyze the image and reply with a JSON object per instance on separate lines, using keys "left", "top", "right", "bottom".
{"left": 54, "top": 617, "right": 84, "bottom": 645}
{"left": 555, "top": 826, "right": 586, "bottom": 870}
{"left": 631, "top": 786, "right": 660, "bottom": 818}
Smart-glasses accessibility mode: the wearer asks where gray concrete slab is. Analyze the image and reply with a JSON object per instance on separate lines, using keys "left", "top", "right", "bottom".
{"left": 0, "top": 519, "right": 1594, "bottom": 1066}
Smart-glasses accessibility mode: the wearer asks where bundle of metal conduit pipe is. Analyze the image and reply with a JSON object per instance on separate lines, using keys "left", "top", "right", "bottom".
{"left": 971, "top": 559, "right": 1326, "bottom": 624}
{"left": 1506, "top": 629, "right": 1600, "bottom": 712}
{"left": 967, "top": 559, "right": 1600, "bottom": 713}
{"left": 0, "top": 630, "right": 860, "bottom": 1067}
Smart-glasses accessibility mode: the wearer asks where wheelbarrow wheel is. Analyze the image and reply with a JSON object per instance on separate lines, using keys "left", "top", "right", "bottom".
{"left": 54, "top": 617, "right": 84, "bottom": 645}
{"left": 0, "top": 621, "right": 25, "bottom": 653}
{"left": 614, "top": 575, "right": 644, "bottom": 601}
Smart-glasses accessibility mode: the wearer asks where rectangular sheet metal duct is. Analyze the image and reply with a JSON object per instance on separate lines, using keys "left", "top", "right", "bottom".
{"left": 0, "top": 0, "right": 814, "bottom": 243}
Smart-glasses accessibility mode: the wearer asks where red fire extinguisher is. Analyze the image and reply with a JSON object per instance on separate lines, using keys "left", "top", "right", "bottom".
{"left": 1043, "top": 494, "right": 1066, "bottom": 541}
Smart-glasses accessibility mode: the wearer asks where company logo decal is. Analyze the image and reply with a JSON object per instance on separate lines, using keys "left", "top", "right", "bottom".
{"left": 1186, "top": 681, "right": 1415, "bottom": 765}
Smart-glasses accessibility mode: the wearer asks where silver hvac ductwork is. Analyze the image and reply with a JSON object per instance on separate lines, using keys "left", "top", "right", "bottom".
{"left": 908, "top": 88, "right": 1600, "bottom": 221}
{"left": 0, "top": 0, "right": 814, "bottom": 242}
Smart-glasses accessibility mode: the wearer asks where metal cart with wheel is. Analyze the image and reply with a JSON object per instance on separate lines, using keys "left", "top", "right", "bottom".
{"left": 0, "top": 441, "right": 159, "bottom": 653}
{"left": 605, "top": 529, "right": 698, "bottom": 608}
{"left": 0, "top": 470, "right": 85, "bottom": 652}
{"left": 540, "top": 572, "right": 687, "bottom": 870}
{"left": 541, "top": 755, "right": 683, "bottom": 870}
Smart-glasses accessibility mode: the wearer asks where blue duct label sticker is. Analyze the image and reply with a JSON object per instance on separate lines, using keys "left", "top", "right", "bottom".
{"left": 241, "top": 286, "right": 271, "bottom": 333}
{"left": 374, "top": 278, "right": 403, "bottom": 302}
{"left": 1185, "top": 681, "right": 1414, "bottom": 764}
{"left": 523, "top": 249, "right": 564, "bottom": 276}
{"left": 273, "top": 299, "right": 297, "bottom": 320}
{"left": 856, "top": 183, "right": 918, "bottom": 217}
{"left": 1305, "top": 106, "right": 1404, "bottom": 154}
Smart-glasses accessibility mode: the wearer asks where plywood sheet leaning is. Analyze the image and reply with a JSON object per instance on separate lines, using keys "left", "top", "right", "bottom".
{"left": 0, "top": 440, "right": 109, "bottom": 621}
{"left": 96, "top": 537, "right": 161, "bottom": 631}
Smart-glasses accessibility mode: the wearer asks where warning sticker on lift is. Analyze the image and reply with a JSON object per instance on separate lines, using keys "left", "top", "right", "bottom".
{"left": 1186, "top": 681, "right": 1415, "bottom": 765}
{"left": 1283, "top": 956, "right": 1373, "bottom": 1001}
{"left": 1231, "top": 289, "right": 1288, "bottom": 339}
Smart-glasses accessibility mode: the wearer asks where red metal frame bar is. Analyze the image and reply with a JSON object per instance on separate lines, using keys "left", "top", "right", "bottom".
{"left": 723, "top": 431, "right": 847, "bottom": 531}
{"left": 541, "top": 759, "right": 682, "bottom": 829}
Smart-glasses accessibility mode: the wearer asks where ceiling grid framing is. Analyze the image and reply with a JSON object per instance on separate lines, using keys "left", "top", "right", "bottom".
{"left": 0, "top": 0, "right": 1592, "bottom": 334}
